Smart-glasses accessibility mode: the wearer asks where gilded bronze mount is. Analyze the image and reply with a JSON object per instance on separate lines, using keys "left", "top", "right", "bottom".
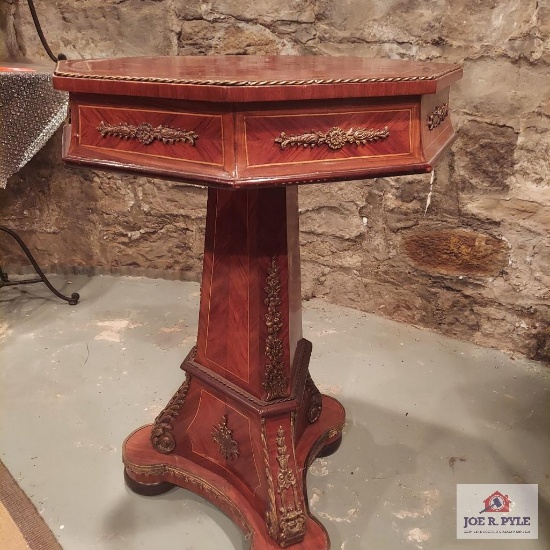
{"left": 150, "top": 376, "right": 191, "bottom": 454}
{"left": 275, "top": 126, "right": 390, "bottom": 150}
{"left": 98, "top": 121, "right": 198, "bottom": 146}
{"left": 427, "top": 104, "right": 449, "bottom": 130}
{"left": 212, "top": 415, "right": 240, "bottom": 460}
{"left": 263, "top": 257, "right": 289, "bottom": 401}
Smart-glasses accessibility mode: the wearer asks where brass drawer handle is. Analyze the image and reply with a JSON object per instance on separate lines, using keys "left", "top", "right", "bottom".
{"left": 97, "top": 121, "right": 198, "bottom": 146}
{"left": 275, "top": 126, "right": 389, "bottom": 150}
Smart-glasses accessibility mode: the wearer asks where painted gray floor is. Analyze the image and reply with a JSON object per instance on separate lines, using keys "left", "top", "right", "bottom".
{"left": 0, "top": 275, "right": 548, "bottom": 550}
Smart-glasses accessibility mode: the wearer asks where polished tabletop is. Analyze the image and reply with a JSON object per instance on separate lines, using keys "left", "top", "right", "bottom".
{"left": 54, "top": 55, "right": 462, "bottom": 102}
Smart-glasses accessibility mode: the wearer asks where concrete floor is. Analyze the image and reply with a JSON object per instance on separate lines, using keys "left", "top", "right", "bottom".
{"left": 0, "top": 274, "right": 548, "bottom": 550}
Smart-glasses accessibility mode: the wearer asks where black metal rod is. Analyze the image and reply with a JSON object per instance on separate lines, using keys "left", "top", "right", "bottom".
{"left": 26, "top": 0, "right": 66, "bottom": 62}
{"left": 1, "top": 277, "right": 43, "bottom": 286}
{"left": 0, "top": 225, "right": 79, "bottom": 305}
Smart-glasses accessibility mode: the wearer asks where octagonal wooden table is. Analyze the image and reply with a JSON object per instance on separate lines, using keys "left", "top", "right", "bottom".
{"left": 54, "top": 55, "right": 462, "bottom": 549}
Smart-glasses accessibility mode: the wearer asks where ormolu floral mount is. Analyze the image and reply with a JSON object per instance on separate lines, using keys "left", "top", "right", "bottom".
{"left": 53, "top": 55, "right": 462, "bottom": 548}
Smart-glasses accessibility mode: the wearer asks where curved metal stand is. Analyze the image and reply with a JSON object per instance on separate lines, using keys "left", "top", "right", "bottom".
{"left": 27, "top": 0, "right": 67, "bottom": 62}
{"left": 0, "top": 225, "right": 79, "bottom": 305}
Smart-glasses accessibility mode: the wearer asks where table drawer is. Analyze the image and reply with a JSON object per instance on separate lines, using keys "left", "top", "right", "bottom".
{"left": 242, "top": 104, "right": 416, "bottom": 169}
{"left": 75, "top": 103, "right": 225, "bottom": 167}
{"left": 63, "top": 97, "right": 430, "bottom": 187}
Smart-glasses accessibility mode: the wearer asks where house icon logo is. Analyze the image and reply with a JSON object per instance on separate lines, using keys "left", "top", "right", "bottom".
{"left": 458, "top": 484, "right": 538, "bottom": 540}
{"left": 480, "top": 491, "right": 511, "bottom": 513}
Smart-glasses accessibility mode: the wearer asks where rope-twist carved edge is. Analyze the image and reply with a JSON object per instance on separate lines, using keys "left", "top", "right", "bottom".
{"left": 55, "top": 67, "right": 461, "bottom": 87}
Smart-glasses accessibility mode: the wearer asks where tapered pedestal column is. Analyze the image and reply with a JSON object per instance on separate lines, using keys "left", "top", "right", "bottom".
{"left": 123, "top": 187, "right": 345, "bottom": 549}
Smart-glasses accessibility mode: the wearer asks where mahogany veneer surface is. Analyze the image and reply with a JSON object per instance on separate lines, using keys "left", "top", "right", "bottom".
{"left": 54, "top": 56, "right": 461, "bottom": 188}
{"left": 54, "top": 55, "right": 462, "bottom": 101}
{"left": 53, "top": 55, "right": 462, "bottom": 550}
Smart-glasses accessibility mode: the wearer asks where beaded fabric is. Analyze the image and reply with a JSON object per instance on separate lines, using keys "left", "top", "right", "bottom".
{"left": 0, "top": 67, "right": 67, "bottom": 188}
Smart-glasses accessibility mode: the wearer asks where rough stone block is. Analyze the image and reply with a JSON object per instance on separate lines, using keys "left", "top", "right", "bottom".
{"left": 402, "top": 228, "right": 508, "bottom": 277}
{"left": 453, "top": 120, "right": 518, "bottom": 194}
{"left": 1, "top": 0, "right": 549, "bottom": 361}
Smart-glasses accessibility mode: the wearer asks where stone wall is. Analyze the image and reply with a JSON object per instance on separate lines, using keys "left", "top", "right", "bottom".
{"left": 1, "top": 0, "right": 549, "bottom": 361}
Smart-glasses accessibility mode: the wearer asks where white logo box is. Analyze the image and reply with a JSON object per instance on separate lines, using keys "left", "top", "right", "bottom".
{"left": 457, "top": 484, "right": 538, "bottom": 540}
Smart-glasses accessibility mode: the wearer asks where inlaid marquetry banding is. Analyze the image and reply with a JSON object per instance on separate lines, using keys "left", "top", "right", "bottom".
{"left": 275, "top": 126, "right": 390, "bottom": 150}
{"left": 97, "top": 121, "right": 198, "bottom": 146}
{"left": 124, "top": 461, "right": 250, "bottom": 533}
{"left": 427, "top": 104, "right": 449, "bottom": 130}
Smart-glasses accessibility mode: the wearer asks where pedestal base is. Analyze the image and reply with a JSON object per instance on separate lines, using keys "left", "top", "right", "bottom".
{"left": 123, "top": 188, "right": 345, "bottom": 548}
{"left": 123, "top": 395, "right": 345, "bottom": 550}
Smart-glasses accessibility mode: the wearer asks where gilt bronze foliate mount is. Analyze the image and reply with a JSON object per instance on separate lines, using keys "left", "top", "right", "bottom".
{"left": 97, "top": 121, "right": 198, "bottom": 146}
{"left": 427, "top": 104, "right": 449, "bottom": 131}
{"left": 275, "top": 126, "right": 390, "bottom": 151}
{"left": 212, "top": 415, "right": 240, "bottom": 461}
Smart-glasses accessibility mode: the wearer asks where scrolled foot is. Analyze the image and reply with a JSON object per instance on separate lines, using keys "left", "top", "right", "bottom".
{"left": 317, "top": 435, "right": 343, "bottom": 458}
{"left": 124, "top": 468, "right": 175, "bottom": 496}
